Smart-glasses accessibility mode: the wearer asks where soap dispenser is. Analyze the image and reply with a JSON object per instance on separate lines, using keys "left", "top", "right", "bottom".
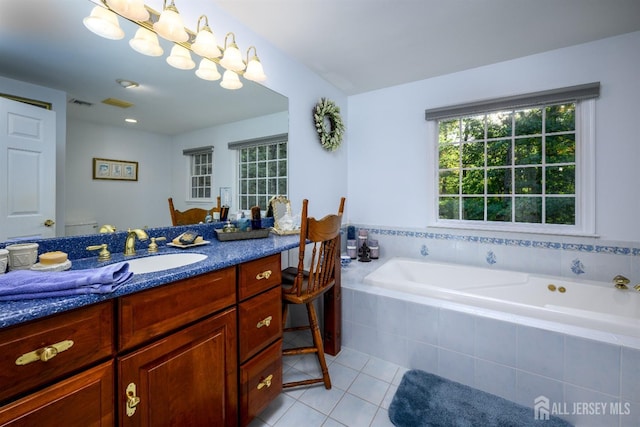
{"left": 204, "top": 210, "right": 213, "bottom": 223}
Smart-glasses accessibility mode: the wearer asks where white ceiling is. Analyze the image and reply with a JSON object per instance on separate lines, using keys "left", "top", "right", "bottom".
{"left": 212, "top": 0, "right": 640, "bottom": 95}
{"left": 0, "top": 0, "right": 639, "bottom": 136}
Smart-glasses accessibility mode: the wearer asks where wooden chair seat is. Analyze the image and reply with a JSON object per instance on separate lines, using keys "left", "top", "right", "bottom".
{"left": 168, "top": 197, "right": 221, "bottom": 226}
{"left": 281, "top": 197, "right": 345, "bottom": 390}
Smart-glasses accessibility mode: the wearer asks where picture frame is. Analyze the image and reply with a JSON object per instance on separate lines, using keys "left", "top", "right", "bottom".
{"left": 93, "top": 157, "right": 138, "bottom": 181}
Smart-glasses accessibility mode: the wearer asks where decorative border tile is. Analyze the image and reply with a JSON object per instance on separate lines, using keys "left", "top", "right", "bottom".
{"left": 354, "top": 225, "right": 640, "bottom": 257}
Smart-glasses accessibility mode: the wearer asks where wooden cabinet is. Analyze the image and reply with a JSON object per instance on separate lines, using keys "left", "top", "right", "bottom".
{"left": 118, "top": 308, "right": 237, "bottom": 427}
{"left": 0, "top": 253, "right": 284, "bottom": 426}
{"left": 0, "top": 301, "right": 113, "bottom": 404}
{"left": 237, "top": 254, "right": 283, "bottom": 426}
{"left": 0, "top": 360, "right": 114, "bottom": 426}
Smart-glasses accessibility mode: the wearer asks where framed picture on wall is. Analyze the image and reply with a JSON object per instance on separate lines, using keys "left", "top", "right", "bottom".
{"left": 93, "top": 158, "right": 138, "bottom": 181}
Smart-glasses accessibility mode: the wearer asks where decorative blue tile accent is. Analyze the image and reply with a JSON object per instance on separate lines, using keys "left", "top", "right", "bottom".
{"left": 486, "top": 250, "right": 497, "bottom": 265}
{"left": 420, "top": 245, "right": 429, "bottom": 257}
{"left": 571, "top": 259, "right": 586, "bottom": 275}
{"left": 359, "top": 226, "right": 639, "bottom": 257}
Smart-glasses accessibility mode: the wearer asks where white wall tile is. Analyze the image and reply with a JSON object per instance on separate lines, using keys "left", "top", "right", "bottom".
{"left": 517, "top": 326, "right": 564, "bottom": 379}
{"left": 475, "top": 317, "right": 517, "bottom": 366}
{"left": 564, "top": 336, "right": 620, "bottom": 396}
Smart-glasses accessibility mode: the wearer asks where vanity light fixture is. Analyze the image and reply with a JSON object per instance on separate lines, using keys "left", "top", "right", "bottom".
{"left": 195, "top": 58, "right": 221, "bottom": 81}
{"left": 191, "top": 15, "right": 221, "bottom": 59}
{"left": 83, "top": 6, "right": 124, "bottom": 40}
{"left": 106, "top": 0, "right": 149, "bottom": 21}
{"left": 220, "top": 70, "right": 242, "bottom": 90}
{"left": 129, "top": 27, "right": 164, "bottom": 56}
{"left": 153, "top": 0, "right": 188, "bottom": 43}
{"left": 243, "top": 46, "right": 267, "bottom": 82}
{"left": 166, "top": 44, "right": 195, "bottom": 70}
{"left": 219, "top": 32, "right": 245, "bottom": 72}
{"left": 84, "top": 1, "right": 267, "bottom": 89}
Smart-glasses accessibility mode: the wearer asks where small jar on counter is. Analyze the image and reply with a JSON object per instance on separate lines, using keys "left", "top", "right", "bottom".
{"left": 347, "top": 239, "right": 357, "bottom": 259}
{"left": 368, "top": 239, "right": 379, "bottom": 259}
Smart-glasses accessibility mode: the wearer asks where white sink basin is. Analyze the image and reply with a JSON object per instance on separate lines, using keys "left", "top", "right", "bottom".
{"left": 124, "top": 253, "right": 207, "bottom": 274}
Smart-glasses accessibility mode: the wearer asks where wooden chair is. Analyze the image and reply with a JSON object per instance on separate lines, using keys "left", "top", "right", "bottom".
{"left": 168, "top": 196, "right": 221, "bottom": 226}
{"left": 281, "top": 197, "right": 345, "bottom": 389}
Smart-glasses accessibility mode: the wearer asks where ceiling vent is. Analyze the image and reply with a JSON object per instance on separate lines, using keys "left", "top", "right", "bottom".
{"left": 68, "top": 98, "right": 93, "bottom": 107}
{"left": 102, "top": 98, "right": 134, "bottom": 108}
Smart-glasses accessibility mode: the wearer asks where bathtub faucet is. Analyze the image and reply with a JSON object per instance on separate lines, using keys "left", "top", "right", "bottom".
{"left": 612, "top": 274, "right": 630, "bottom": 290}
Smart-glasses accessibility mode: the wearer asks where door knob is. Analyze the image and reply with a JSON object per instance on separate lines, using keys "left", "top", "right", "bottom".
{"left": 44, "top": 219, "right": 55, "bottom": 227}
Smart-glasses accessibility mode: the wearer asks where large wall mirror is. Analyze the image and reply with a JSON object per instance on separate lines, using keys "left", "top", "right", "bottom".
{"left": 0, "top": 0, "right": 288, "bottom": 236}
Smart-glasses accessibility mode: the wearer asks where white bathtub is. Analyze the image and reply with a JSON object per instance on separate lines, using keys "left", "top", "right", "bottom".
{"left": 362, "top": 257, "right": 640, "bottom": 348}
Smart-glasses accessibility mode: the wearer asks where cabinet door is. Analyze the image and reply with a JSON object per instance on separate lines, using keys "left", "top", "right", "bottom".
{"left": 118, "top": 308, "right": 237, "bottom": 427}
{"left": 0, "top": 360, "right": 114, "bottom": 426}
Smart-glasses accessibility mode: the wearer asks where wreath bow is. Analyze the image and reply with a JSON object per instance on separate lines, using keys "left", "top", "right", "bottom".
{"left": 314, "top": 98, "right": 344, "bottom": 151}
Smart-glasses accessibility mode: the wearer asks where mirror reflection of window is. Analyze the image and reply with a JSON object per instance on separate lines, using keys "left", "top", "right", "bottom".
{"left": 228, "top": 134, "right": 288, "bottom": 210}
{"left": 183, "top": 146, "right": 214, "bottom": 201}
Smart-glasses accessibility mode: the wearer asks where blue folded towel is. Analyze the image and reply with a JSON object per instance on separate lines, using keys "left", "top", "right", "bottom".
{"left": 0, "top": 262, "right": 132, "bottom": 300}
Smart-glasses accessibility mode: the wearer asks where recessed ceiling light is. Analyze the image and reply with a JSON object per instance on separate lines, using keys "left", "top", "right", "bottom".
{"left": 116, "top": 79, "right": 139, "bottom": 89}
{"left": 125, "top": 118, "right": 138, "bottom": 123}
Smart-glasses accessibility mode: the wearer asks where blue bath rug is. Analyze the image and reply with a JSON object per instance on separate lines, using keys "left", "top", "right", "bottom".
{"left": 389, "top": 370, "right": 572, "bottom": 427}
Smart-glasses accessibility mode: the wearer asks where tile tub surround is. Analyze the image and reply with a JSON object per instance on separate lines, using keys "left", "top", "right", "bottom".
{"left": 341, "top": 260, "right": 640, "bottom": 427}
{"left": 0, "top": 220, "right": 297, "bottom": 329}
{"left": 347, "top": 224, "right": 640, "bottom": 285}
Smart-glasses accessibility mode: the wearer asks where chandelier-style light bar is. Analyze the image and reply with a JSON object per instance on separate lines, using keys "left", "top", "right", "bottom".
{"left": 83, "top": 0, "right": 267, "bottom": 90}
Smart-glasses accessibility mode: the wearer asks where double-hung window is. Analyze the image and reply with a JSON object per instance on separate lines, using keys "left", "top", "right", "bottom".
{"left": 426, "top": 83, "right": 599, "bottom": 235}
{"left": 183, "top": 146, "right": 213, "bottom": 201}
{"left": 228, "top": 134, "right": 288, "bottom": 211}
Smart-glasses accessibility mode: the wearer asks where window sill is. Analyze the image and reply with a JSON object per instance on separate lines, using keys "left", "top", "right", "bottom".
{"left": 430, "top": 220, "right": 599, "bottom": 238}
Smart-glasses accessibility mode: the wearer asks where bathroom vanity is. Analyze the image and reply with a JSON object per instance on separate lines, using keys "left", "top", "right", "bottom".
{"left": 0, "top": 231, "right": 299, "bottom": 426}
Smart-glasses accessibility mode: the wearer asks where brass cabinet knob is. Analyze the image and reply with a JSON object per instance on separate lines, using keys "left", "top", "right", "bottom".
{"left": 44, "top": 219, "right": 55, "bottom": 227}
{"left": 256, "top": 270, "right": 272, "bottom": 280}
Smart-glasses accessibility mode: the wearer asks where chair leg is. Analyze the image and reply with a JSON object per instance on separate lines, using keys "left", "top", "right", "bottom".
{"left": 307, "top": 301, "right": 331, "bottom": 389}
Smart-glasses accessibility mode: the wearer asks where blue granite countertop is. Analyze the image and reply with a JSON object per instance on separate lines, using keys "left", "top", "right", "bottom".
{"left": 0, "top": 227, "right": 299, "bottom": 329}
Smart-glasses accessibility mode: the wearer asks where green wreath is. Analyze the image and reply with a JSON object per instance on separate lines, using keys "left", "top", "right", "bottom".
{"left": 313, "top": 98, "right": 345, "bottom": 151}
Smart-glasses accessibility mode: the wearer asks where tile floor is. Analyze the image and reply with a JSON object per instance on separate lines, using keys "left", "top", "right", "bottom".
{"left": 250, "top": 331, "right": 408, "bottom": 427}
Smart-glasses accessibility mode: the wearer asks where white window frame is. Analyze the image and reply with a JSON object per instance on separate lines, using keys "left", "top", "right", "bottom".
{"left": 228, "top": 134, "right": 288, "bottom": 212}
{"left": 183, "top": 146, "right": 214, "bottom": 202}
{"left": 426, "top": 86, "right": 597, "bottom": 237}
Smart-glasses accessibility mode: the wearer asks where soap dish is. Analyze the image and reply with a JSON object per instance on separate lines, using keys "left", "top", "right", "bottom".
{"left": 30, "top": 259, "right": 72, "bottom": 272}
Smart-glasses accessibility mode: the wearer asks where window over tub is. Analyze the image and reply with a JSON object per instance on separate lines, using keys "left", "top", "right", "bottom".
{"left": 425, "top": 83, "right": 599, "bottom": 236}
{"left": 228, "top": 133, "right": 288, "bottom": 211}
{"left": 183, "top": 146, "right": 213, "bottom": 201}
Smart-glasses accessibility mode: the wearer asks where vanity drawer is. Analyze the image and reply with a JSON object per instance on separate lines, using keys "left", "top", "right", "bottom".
{"left": 238, "top": 286, "right": 282, "bottom": 362}
{"left": 118, "top": 267, "right": 236, "bottom": 351}
{"left": 238, "top": 253, "right": 282, "bottom": 301}
{"left": 0, "top": 301, "right": 114, "bottom": 403}
{"left": 239, "top": 339, "right": 282, "bottom": 426}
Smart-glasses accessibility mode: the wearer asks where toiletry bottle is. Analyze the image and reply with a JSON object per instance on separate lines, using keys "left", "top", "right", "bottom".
{"left": 204, "top": 211, "right": 212, "bottom": 223}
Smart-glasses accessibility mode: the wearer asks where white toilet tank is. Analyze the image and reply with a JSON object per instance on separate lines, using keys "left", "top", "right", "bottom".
{"left": 65, "top": 220, "right": 98, "bottom": 236}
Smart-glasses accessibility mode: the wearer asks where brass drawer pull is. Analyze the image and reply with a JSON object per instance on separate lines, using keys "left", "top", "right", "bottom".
{"left": 15, "top": 340, "right": 74, "bottom": 365}
{"left": 256, "top": 315, "right": 273, "bottom": 329}
{"left": 257, "top": 374, "right": 273, "bottom": 390}
{"left": 126, "top": 383, "right": 141, "bottom": 417}
{"left": 256, "top": 270, "right": 272, "bottom": 280}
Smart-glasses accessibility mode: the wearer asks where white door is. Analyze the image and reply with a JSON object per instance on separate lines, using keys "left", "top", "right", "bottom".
{"left": 0, "top": 97, "right": 56, "bottom": 241}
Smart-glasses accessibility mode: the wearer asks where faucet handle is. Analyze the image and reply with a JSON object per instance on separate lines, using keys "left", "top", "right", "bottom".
{"left": 87, "top": 244, "right": 111, "bottom": 262}
{"left": 147, "top": 237, "right": 167, "bottom": 253}
{"left": 613, "top": 274, "right": 630, "bottom": 290}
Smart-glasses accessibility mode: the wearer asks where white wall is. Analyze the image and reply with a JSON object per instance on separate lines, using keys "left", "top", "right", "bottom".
{"left": 171, "top": 111, "right": 288, "bottom": 214}
{"left": 66, "top": 119, "right": 172, "bottom": 230}
{"left": 347, "top": 31, "right": 640, "bottom": 243}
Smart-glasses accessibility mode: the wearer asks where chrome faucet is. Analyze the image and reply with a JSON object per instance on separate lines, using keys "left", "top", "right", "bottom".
{"left": 124, "top": 228, "right": 148, "bottom": 256}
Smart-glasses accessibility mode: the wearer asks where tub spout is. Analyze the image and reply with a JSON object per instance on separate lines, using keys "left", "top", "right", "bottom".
{"left": 613, "top": 274, "right": 630, "bottom": 290}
